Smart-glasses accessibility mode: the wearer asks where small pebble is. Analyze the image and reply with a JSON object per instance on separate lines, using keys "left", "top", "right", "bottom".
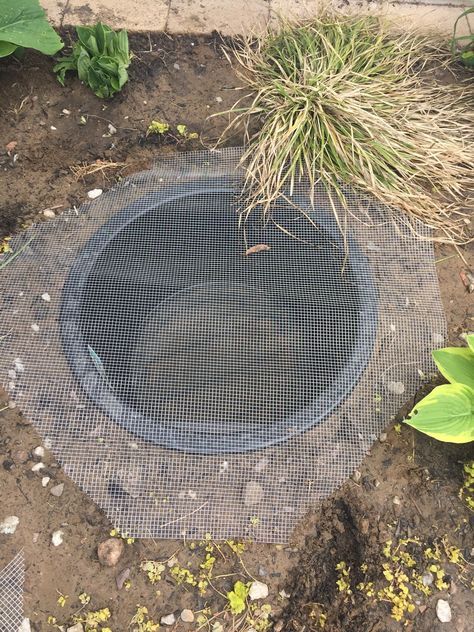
{"left": 32, "top": 532, "right": 39, "bottom": 543}
{"left": 50, "top": 483, "right": 64, "bottom": 497}
{"left": 115, "top": 567, "right": 130, "bottom": 590}
{"left": 31, "top": 462, "right": 45, "bottom": 472}
{"left": 249, "top": 580, "right": 269, "bottom": 601}
{"left": 31, "top": 323, "right": 40, "bottom": 332}
{"left": 215, "top": 96, "right": 223, "bottom": 103}
{"left": 243, "top": 480, "right": 264, "bottom": 506}
{"left": 387, "top": 381, "right": 405, "bottom": 395}
{"left": 50, "top": 125, "right": 57, "bottom": 131}
{"left": 173, "top": 62, "right": 180, "bottom": 70}
{"left": 87, "top": 189, "right": 103, "bottom": 200}
{"left": 160, "top": 613, "right": 176, "bottom": 626}
{"left": 422, "top": 571, "right": 433, "bottom": 586}
{"left": 258, "top": 566, "right": 267, "bottom": 577}
{"left": 0, "top": 515, "right": 19, "bottom": 534}
{"left": 393, "top": 495, "right": 401, "bottom": 505}
{"left": 43, "top": 209, "right": 56, "bottom": 218}
{"left": 379, "top": 432, "right": 387, "bottom": 442}
{"left": 62, "top": 108, "right": 71, "bottom": 115}
{"left": 13, "top": 449, "right": 28, "bottom": 464}
{"left": 67, "top": 624, "right": 84, "bottom": 632}
{"left": 436, "top": 599, "right": 452, "bottom": 623}
{"left": 180, "top": 609, "right": 194, "bottom": 623}
{"left": 51, "top": 529, "right": 64, "bottom": 546}
{"left": 97, "top": 538, "right": 124, "bottom": 566}
{"left": 33, "top": 446, "right": 45, "bottom": 458}
{"left": 41, "top": 476, "right": 50, "bottom": 487}
{"left": 108, "top": 123, "right": 117, "bottom": 135}
{"left": 41, "top": 292, "right": 51, "bottom": 302}
{"left": 352, "top": 469, "right": 362, "bottom": 483}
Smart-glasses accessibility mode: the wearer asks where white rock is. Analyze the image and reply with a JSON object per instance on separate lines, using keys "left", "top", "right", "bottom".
{"left": 31, "top": 323, "right": 40, "bottom": 332}
{"left": 108, "top": 123, "right": 117, "bottom": 135}
{"left": 249, "top": 580, "right": 269, "bottom": 601}
{"left": 18, "top": 618, "right": 31, "bottom": 632}
{"left": 14, "top": 359, "right": 25, "bottom": 373}
{"left": 212, "top": 624, "right": 223, "bottom": 632}
{"left": 50, "top": 125, "right": 57, "bottom": 131}
{"left": 32, "top": 532, "right": 39, "bottom": 543}
{"left": 41, "top": 292, "right": 51, "bottom": 302}
{"left": 387, "top": 381, "right": 405, "bottom": 395}
{"left": 160, "top": 613, "right": 176, "bottom": 626}
{"left": 43, "top": 209, "right": 56, "bottom": 218}
{"left": 379, "top": 432, "right": 387, "bottom": 442}
{"left": 33, "top": 446, "right": 45, "bottom": 457}
{"left": 393, "top": 496, "right": 401, "bottom": 505}
{"left": 352, "top": 469, "right": 362, "bottom": 483}
{"left": 67, "top": 624, "right": 84, "bottom": 632}
{"left": 244, "top": 481, "right": 264, "bottom": 506}
{"left": 62, "top": 108, "right": 71, "bottom": 115}
{"left": 173, "top": 62, "right": 180, "bottom": 70}
{"left": 87, "top": 189, "right": 103, "bottom": 200}
{"left": 0, "top": 515, "right": 19, "bottom": 534}
{"left": 180, "top": 609, "right": 194, "bottom": 623}
{"left": 50, "top": 483, "right": 64, "bottom": 497}
{"left": 422, "top": 571, "right": 433, "bottom": 586}
{"left": 31, "top": 462, "right": 44, "bottom": 472}
{"left": 51, "top": 529, "right": 64, "bottom": 546}
{"left": 41, "top": 476, "right": 50, "bottom": 487}
{"left": 254, "top": 458, "right": 268, "bottom": 473}
{"left": 215, "top": 96, "right": 223, "bottom": 103}
{"left": 436, "top": 599, "right": 452, "bottom": 623}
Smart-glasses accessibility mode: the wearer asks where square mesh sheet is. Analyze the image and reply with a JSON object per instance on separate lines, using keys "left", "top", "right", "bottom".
{"left": 0, "top": 553, "right": 24, "bottom": 632}
{"left": 0, "top": 148, "right": 445, "bottom": 542}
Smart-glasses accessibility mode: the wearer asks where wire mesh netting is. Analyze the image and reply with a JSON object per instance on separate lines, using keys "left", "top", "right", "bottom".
{"left": 0, "top": 552, "right": 24, "bottom": 632}
{"left": 0, "top": 148, "right": 445, "bottom": 541}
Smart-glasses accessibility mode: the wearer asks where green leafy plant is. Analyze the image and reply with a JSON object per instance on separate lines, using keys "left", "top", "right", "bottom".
{"left": 404, "top": 334, "right": 474, "bottom": 443}
{"left": 227, "top": 580, "right": 250, "bottom": 615}
{"left": 54, "top": 23, "right": 130, "bottom": 98}
{"left": 0, "top": 0, "right": 63, "bottom": 58}
{"left": 220, "top": 15, "right": 473, "bottom": 242}
{"left": 451, "top": 7, "right": 474, "bottom": 68}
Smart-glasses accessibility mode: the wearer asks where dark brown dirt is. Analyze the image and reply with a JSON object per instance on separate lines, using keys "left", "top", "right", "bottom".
{"left": 0, "top": 32, "right": 473, "bottom": 632}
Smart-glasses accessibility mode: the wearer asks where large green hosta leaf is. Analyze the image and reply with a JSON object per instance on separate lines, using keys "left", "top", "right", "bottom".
{"left": 405, "top": 383, "right": 474, "bottom": 443}
{"left": 0, "top": 0, "right": 63, "bottom": 56}
{"left": 432, "top": 346, "right": 474, "bottom": 389}
{"left": 466, "top": 334, "right": 474, "bottom": 354}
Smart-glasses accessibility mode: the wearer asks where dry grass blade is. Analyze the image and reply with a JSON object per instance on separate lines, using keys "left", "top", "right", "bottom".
{"left": 70, "top": 159, "right": 127, "bottom": 181}
{"left": 219, "top": 14, "right": 474, "bottom": 243}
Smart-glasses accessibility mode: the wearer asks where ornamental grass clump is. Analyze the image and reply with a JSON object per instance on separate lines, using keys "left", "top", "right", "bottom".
{"left": 222, "top": 15, "right": 473, "bottom": 242}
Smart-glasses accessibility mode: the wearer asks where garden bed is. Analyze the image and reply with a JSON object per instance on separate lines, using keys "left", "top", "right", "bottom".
{"left": 0, "top": 32, "right": 473, "bottom": 632}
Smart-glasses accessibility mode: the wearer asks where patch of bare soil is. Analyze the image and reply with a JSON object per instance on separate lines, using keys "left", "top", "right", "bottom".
{"left": 0, "top": 32, "right": 473, "bottom": 632}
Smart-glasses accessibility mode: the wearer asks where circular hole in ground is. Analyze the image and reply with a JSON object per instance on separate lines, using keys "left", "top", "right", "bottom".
{"left": 61, "top": 183, "right": 377, "bottom": 453}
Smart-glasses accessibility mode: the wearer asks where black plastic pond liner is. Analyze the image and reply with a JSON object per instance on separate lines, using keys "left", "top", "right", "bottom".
{"left": 60, "top": 179, "right": 378, "bottom": 454}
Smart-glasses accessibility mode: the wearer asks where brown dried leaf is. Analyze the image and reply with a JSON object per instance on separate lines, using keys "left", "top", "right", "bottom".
{"left": 245, "top": 244, "right": 271, "bottom": 256}
{"left": 459, "top": 270, "right": 474, "bottom": 293}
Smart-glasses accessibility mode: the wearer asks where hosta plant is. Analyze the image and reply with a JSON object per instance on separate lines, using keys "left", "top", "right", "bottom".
{"left": 404, "top": 334, "right": 474, "bottom": 443}
{"left": 54, "top": 23, "right": 130, "bottom": 98}
{"left": 0, "top": 0, "right": 63, "bottom": 58}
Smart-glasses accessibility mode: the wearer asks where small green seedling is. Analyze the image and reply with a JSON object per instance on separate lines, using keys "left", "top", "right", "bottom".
{"left": 54, "top": 23, "right": 130, "bottom": 98}
{"left": 0, "top": 0, "right": 63, "bottom": 59}
{"left": 451, "top": 8, "right": 474, "bottom": 68}
{"left": 147, "top": 120, "right": 169, "bottom": 136}
{"left": 404, "top": 334, "right": 474, "bottom": 443}
{"left": 227, "top": 580, "right": 250, "bottom": 615}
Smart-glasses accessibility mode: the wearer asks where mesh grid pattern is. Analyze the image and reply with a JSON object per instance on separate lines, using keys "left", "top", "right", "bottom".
{"left": 0, "top": 553, "right": 24, "bottom": 632}
{"left": 0, "top": 148, "right": 445, "bottom": 541}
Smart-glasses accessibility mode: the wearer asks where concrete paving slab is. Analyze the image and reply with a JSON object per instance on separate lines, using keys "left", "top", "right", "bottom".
{"left": 59, "top": 0, "right": 169, "bottom": 31}
{"left": 40, "top": 0, "right": 472, "bottom": 36}
{"left": 167, "top": 0, "right": 270, "bottom": 35}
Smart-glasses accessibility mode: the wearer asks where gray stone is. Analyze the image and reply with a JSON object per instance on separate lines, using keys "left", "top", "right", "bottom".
{"left": 161, "top": 613, "right": 176, "bottom": 626}
{"left": 50, "top": 483, "right": 64, "bottom": 497}
{"left": 180, "top": 609, "right": 194, "bottom": 623}
{"left": 436, "top": 599, "right": 452, "bottom": 623}
{"left": 243, "top": 481, "right": 264, "bottom": 506}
